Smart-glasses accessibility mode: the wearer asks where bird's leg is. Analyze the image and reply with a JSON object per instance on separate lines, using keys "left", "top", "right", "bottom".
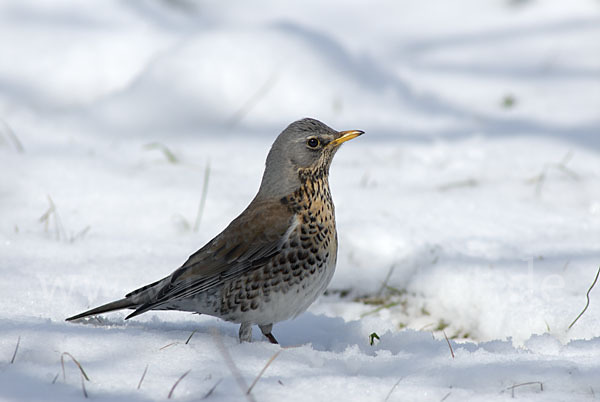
{"left": 239, "top": 322, "right": 253, "bottom": 343}
{"left": 259, "top": 324, "right": 279, "bottom": 344}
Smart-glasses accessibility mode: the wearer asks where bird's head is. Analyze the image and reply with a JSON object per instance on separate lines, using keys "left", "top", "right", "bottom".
{"left": 257, "top": 118, "right": 364, "bottom": 199}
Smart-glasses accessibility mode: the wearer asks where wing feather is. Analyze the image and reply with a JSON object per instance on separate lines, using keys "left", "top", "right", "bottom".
{"left": 127, "top": 198, "right": 296, "bottom": 316}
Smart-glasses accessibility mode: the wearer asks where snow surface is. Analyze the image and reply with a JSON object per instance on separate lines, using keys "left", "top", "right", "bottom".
{"left": 1, "top": 0, "right": 600, "bottom": 400}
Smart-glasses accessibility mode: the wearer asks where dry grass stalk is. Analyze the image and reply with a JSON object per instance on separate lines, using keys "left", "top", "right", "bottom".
{"left": 137, "top": 364, "right": 149, "bottom": 390}
{"left": 384, "top": 377, "right": 403, "bottom": 402}
{"left": 168, "top": 370, "right": 191, "bottom": 399}
{"left": 568, "top": 265, "right": 600, "bottom": 330}
{"left": 247, "top": 350, "right": 281, "bottom": 394}
{"left": 10, "top": 336, "right": 20, "bottom": 364}
{"left": 211, "top": 328, "right": 256, "bottom": 402}
{"left": 193, "top": 162, "right": 211, "bottom": 232}
{"left": 186, "top": 329, "right": 198, "bottom": 345}
{"left": 506, "top": 381, "right": 543, "bottom": 397}
{"left": 61, "top": 352, "right": 90, "bottom": 381}
{"left": 443, "top": 330, "right": 455, "bottom": 359}
{"left": 81, "top": 376, "right": 88, "bottom": 398}
{"left": 201, "top": 379, "right": 222, "bottom": 400}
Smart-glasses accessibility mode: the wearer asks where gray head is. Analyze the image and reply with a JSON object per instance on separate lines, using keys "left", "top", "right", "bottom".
{"left": 256, "top": 118, "right": 364, "bottom": 199}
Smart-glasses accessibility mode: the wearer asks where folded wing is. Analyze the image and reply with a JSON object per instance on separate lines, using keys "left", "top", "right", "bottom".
{"left": 125, "top": 198, "right": 296, "bottom": 318}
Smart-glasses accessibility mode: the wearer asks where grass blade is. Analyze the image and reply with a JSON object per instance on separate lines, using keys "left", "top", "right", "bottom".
{"left": 168, "top": 370, "right": 191, "bottom": 399}
{"left": 193, "top": 162, "right": 211, "bottom": 232}
{"left": 185, "top": 329, "right": 198, "bottom": 345}
{"left": 568, "top": 266, "right": 600, "bottom": 330}
{"left": 247, "top": 350, "right": 281, "bottom": 394}
{"left": 201, "top": 379, "right": 222, "bottom": 400}
{"left": 211, "top": 329, "right": 256, "bottom": 402}
{"left": 137, "top": 364, "right": 149, "bottom": 390}
{"left": 443, "top": 330, "right": 455, "bottom": 359}
{"left": 61, "top": 352, "right": 90, "bottom": 381}
{"left": 10, "top": 336, "right": 20, "bottom": 364}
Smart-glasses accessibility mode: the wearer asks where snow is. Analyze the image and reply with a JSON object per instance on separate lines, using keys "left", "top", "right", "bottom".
{"left": 1, "top": 0, "right": 600, "bottom": 400}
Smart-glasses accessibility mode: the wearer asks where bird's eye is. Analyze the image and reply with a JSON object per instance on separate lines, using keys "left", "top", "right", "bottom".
{"left": 307, "top": 137, "right": 320, "bottom": 148}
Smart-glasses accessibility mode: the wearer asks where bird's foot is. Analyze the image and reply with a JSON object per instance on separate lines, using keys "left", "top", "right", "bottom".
{"left": 264, "top": 333, "right": 279, "bottom": 344}
{"left": 259, "top": 323, "right": 279, "bottom": 344}
{"left": 239, "top": 322, "right": 253, "bottom": 343}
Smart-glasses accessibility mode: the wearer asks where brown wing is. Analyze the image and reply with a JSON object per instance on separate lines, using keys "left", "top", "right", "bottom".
{"left": 125, "top": 197, "right": 296, "bottom": 317}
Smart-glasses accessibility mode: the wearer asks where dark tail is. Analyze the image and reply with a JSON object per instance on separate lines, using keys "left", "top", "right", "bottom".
{"left": 66, "top": 298, "right": 136, "bottom": 321}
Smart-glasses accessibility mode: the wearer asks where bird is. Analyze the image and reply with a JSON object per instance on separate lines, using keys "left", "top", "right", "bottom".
{"left": 66, "top": 118, "right": 364, "bottom": 344}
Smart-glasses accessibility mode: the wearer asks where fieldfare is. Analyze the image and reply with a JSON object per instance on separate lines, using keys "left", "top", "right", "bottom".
{"left": 67, "top": 118, "right": 364, "bottom": 344}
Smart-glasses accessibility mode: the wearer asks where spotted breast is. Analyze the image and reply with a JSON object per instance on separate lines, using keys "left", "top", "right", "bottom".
{"left": 216, "top": 166, "right": 337, "bottom": 326}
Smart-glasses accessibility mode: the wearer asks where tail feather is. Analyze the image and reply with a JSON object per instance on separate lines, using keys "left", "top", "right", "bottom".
{"left": 124, "top": 303, "right": 156, "bottom": 320}
{"left": 66, "top": 298, "right": 136, "bottom": 321}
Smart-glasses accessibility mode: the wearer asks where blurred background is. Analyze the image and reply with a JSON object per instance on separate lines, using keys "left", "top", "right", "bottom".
{"left": 1, "top": 0, "right": 598, "bottom": 142}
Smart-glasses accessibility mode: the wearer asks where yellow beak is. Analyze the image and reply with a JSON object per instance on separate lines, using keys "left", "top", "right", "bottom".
{"left": 329, "top": 130, "right": 365, "bottom": 147}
